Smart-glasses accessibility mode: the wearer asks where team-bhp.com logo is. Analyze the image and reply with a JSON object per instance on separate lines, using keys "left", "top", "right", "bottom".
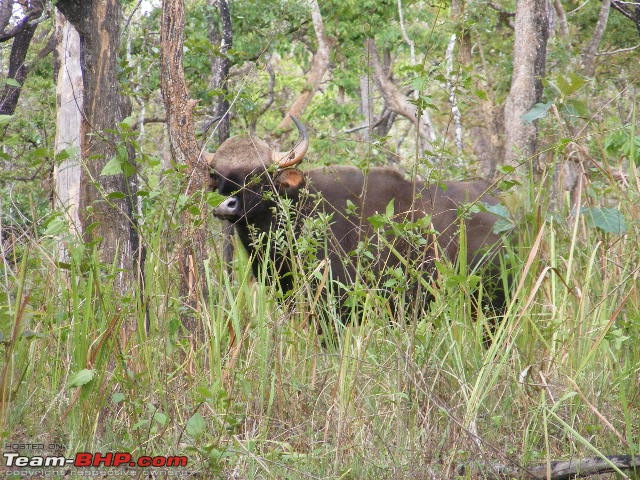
{"left": 4, "top": 451, "right": 188, "bottom": 468}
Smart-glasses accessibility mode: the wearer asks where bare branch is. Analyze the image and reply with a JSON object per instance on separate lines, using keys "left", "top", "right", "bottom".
{"left": 0, "top": 0, "right": 14, "bottom": 35}
{"left": 610, "top": 0, "right": 635, "bottom": 20}
{"left": 277, "top": 0, "right": 330, "bottom": 131}
{"left": 397, "top": 0, "right": 416, "bottom": 65}
{"left": 487, "top": 2, "right": 515, "bottom": 17}
{"left": 610, "top": 0, "right": 640, "bottom": 34}
{"left": 596, "top": 42, "right": 640, "bottom": 55}
{"left": 0, "top": 22, "right": 37, "bottom": 115}
{"left": 0, "top": 2, "right": 47, "bottom": 42}
{"left": 366, "top": 38, "right": 435, "bottom": 149}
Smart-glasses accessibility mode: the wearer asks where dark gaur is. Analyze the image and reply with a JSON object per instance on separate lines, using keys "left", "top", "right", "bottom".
{"left": 208, "top": 116, "right": 505, "bottom": 316}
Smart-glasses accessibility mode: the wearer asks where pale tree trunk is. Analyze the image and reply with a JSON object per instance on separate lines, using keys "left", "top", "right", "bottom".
{"left": 160, "top": 0, "right": 210, "bottom": 338}
{"left": 552, "top": 0, "right": 569, "bottom": 39}
{"left": 445, "top": 33, "right": 463, "bottom": 155}
{"left": 53, "top": 11, "right": 82, "bottom": 239}
{"left": 366, "top": 38, "right": 435, "bottom": 152}
{"left": 396, "top": 0, "right": 437, "bottom": 150}
{"left": 503, "top": 0, "right": 550, "bottom": 172}
{"left": 359, "top": 75, "right": 371, "bottom": 141}
{"left": 208, "top": 0, "right": 235, "bottom": 267}
{"left": 582, "top": 0, "right": 610, "bottom": 76}
{"left": 277, "top": 0, "right": 329, "bottom": 131}
{"left": 55, "top": 1, "right": 139, "bottom": 334}
{"left": 209, "top": 0, "right": 232, "bottom": 145}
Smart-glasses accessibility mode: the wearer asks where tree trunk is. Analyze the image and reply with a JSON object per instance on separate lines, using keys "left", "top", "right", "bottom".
{"left": 445, "top": 33, "right": 463, "bottom": 155}
{"left": 209, "top": 0, "right": 232, "bottom": 145}
{"left": 208, "top": 0, "right": 235, "bottom": 269}
{"left": 0, "top": 23, "right": 37, "bottom": 116}
{"left": 277, "top": 0, "right": 330, "bottom": 131}
{"left": 55, "top": 1, "right": 139, "bottom": 328}
{"left": 0, "top": 0, "right": 13, "bottom": 35}
{"left": 160, "top": 0, "right": 210, "bottom": 337}
{"left": 359, "top": 75, "right": 372, "bottom": 141}
{"left": 53, "top": 11, "right": 82, "bottom": 238}
{"left": 503, "top": 0, "right": 550, "bottom": 172}
{"left": 581, "top": 0, "right": 610, "bottom": 76}
{"left": 552, "top": 0, "right": 569, "bottom": 39}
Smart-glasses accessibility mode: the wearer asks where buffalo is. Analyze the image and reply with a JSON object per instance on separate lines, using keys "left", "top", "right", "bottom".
{"left": 208, "top": 117, "right": 505, "bottom": 321}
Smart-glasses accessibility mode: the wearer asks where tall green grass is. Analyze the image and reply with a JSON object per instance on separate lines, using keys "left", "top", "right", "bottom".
{"left": 1, "top": 166, "right": 639, "bottom": 479}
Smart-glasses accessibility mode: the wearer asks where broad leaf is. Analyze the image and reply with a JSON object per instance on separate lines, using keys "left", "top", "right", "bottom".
{"left": 68, "top": 369, "right": 96, "bottom": 388}
{"left": 581, "top": 207, "right": 626, "bottom": 234}
{"left": 100, "top": 156, "right": 123, "bottom": 176}
{"left": 186, "top": 412, "right": 205, "bottom": 438}
{"left": 522, "top": 102, "right": 552, "bottom": 123}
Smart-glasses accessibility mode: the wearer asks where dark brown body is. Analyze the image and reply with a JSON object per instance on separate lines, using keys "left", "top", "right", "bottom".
{"left": 215, "top": 164, "right": 502, "bottom": 312}
{"left": 208, "top": 123, "right": 504, "bottom": 317}
{"left": 302, "top": 165, "right": 500, "bottom": 273}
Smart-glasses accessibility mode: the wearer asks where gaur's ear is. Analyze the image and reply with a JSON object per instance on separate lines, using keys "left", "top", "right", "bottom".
{"left": 274, "top": 168, "right": 305, "bottom": 195}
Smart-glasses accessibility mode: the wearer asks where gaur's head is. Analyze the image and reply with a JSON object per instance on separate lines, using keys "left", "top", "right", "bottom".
{"left": 208, "top": 116, "right": 309, "bottom": 223}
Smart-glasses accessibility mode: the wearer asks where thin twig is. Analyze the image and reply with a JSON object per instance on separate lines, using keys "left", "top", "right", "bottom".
{"left": 596, "top": 43, "right": 640, "bottom": 55}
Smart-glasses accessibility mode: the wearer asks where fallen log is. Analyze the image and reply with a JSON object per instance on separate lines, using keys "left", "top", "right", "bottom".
{"left": 459, "top": 454, "right": 640, "bottom": 479}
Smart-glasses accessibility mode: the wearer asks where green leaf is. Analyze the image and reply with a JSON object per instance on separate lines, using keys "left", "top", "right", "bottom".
{"left": 522, "top": 102, "right": 552, "bottom": 123}
{"left": 120, "top": 116, "right": 135, "bottom": 128}
{"left": 100, "top": 156, "right": 123, "bottom": 176}
{"left": 367, "top": 213, "right": 386, "bottom": 230}
{"left": 153, "top": 412, "right": 168, "bottom": 427}
{"left": 493, "top": 218, "right": 515, "bottom": 234}
{"left": 68, "top": 369, "right": 96, "bottom": 388}
{"left": 186, "top": 412, "right": 205, "bottom": 438}
{"left": 474, "top": 88, "right": 488, "bottom": 100}
{"left": 556, "top": 72, "right": 586, "bottom": 97}
{"left": 483, "top": 204, "right": 515, "bottom": 234}
{"left": 563, "top": 99, "right": 589, "bottom": 119}
{"left": 100, "top": 148, "right": 134, "bottom": 177}
{"left": 186, "top": 204, "right": 201, "bottom": 216}
{"left": 112, "top": 392, "right": 125, "bottom": 404}
{"left": 497, "top": 165, "right": 516, "bottom": 174}
{"left": 581, "top": 207, "right": 627, "bottom": 234}
{"left": 55, "top": 148, "right": 73, "bottom": 162}
{"left": 117, "top": 146, "right": 136, "bottom": 177}
{"left": 0, "top": 115, "right": 13, "bottom": 126}
{"left": 44, "top": 214, "right": 67, "bottom": 236}
{"left": 106, "top": 191, "right": 126, "bottom": 200}
{"left": 483, "top": 203, "right": 510, "bottom": 219}
{"left": 385, "top": 199, "right": 395, "bottom": 218}
{"left": 5, "top": 78, "right": 21, "bottom": 88}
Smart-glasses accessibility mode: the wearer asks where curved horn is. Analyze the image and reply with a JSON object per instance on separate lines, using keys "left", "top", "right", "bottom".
{"left": 271, "top": 116, "right": 309, "bottom": 168}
